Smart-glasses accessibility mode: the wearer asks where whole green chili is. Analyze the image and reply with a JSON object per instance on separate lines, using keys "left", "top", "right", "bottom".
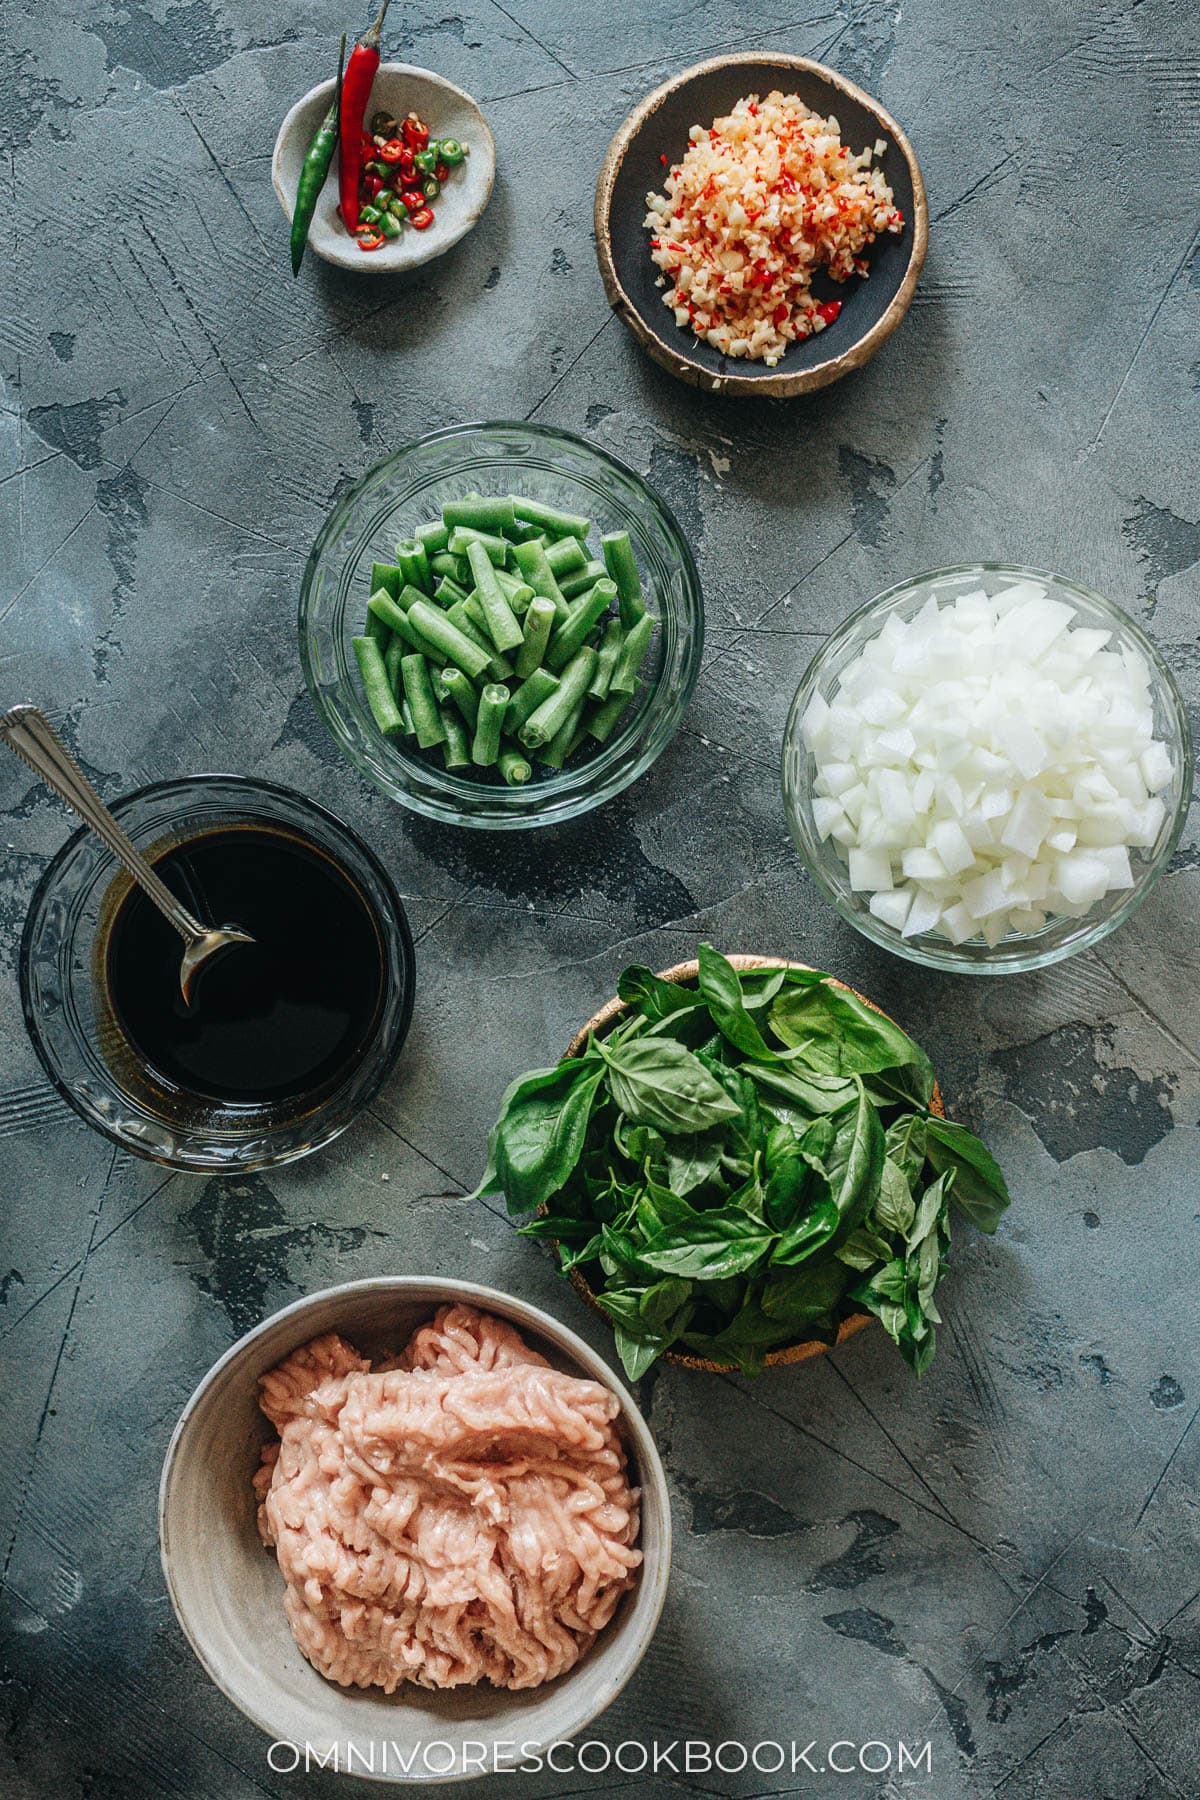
{"left": 290, "top": 35, "right": 346, "bottom": 278}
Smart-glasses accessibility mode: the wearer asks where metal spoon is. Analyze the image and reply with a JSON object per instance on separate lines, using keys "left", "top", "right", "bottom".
{"left": 0, "top": 705, "right": 254, "bottom": 1004}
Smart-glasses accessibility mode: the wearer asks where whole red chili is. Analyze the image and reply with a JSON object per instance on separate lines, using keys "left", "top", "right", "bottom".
{"left": 339, "top": 0, "right": 391, "bottom": 235}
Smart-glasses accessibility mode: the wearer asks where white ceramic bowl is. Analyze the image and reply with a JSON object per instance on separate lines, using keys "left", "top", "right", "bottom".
{"left": 272, "top": 63, "right": 495, "bottom": 273}
{"left": 159, "top": 1277, "right": 671, "bottom": 1783}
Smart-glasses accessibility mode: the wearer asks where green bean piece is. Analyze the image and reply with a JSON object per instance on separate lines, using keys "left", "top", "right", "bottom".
{"left": 383, "top": 631, "right": 405, "bottom": 698}
{"left": 493, "top": 568, "right": 534, "bottom": 614}
{"left": 448, "top": 524, "right": 509, "bottom": 567}
{"left": 439, "top": 702, "right": 471, "bottom": 769}
{"left": 509, "top": 495, "right": 591, "bottom": 540}
{"left": 432, "top": 664, "right": 452, "bottom": 704}
{"left": 588, "top": 615, "right": 624, "bottom": 701}
{"left": 434, "top": 574, "right": 470, "bottom": 608}
{"left": 441, "top": 666, "right": 479, "bottom": 731}
{"left": 504, "top": 521, "right": 545, "bottom": 546}
{"left": 537, "top": 699, "right": 585, "bottom": 769}
{"left": 407, "top": 599, "right": 493, "bottom": 682}
{"left": 609, "top": 611, "right": 654, "bottom": 695}
{"left": 371, "top": 561, "right": 402, "bottom": 600}
{"left": 511, "top": 539, "right": 571, "bottom": 623}
{"left": 515, "top": 596, "right": 557, "bottom": 678}
{"left": 399, "top": 654, "right": 446, "bottom": 749}
{"left": 564, "top": 713, "right": 590, "bottom": 759}
{"left": 472, "top": 683, "right": 510, "bottom": 766}
{"left": 441, "top": 495, "right": 517, "bottom": 535}
{"left": 353, "top": 636, "right": 405, "bottom": 737}
{"left": 396, "top": 538, "right": 432, "bottom": 595}
{"left": 544, "top": 536, "right": 588, "bottom": 578}
{"left": 464, "top": 539, "right": 523, "bottom": 654}
{"left": 601, "top": 529, "right": 647, "bottom": 627}
{"left": 546, "top": 578, "right": 618, "bottom": 673}
{"left": 400, "top": 692, "right": 417, "bottom": 737}
{"left": 365, "top": 607, "right": 390, "bottom": 646}
{"left": 415, "top": 520, "right": 450, "bottom": 557}
{"left": 519, "top": 647, "right": 597, "bottom": 749}
{"left": 498, "top": 747, "right": 532, "bottom": 786}
{"left": 367, "top": 590, "right": 426, "bottom": 654}
{"left": 396, "top": 582, "right": 431, "bottom": 613}
{"left": 503, "top": 667, "right": 560, "bottom": 737}
{"left": 558, "top": 559, "right": 607, "bottom": 601}
{"left": 587, "top": 681, "right": 639, "bottom": 744}
{"left": 449, "top": 600, "right": 513, "bottom": 680}
{"left": 430, "top": 550, "right": 470, "bottom": 584}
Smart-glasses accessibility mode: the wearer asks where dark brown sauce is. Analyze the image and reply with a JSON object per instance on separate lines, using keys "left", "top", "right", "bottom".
{"left": 104, "top": 825, "right": 385, "bottom": 1107}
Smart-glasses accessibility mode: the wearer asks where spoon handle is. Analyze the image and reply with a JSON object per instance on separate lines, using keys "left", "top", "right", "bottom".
{"left": 0, "top": 705, "right": 207, "bottom": 945}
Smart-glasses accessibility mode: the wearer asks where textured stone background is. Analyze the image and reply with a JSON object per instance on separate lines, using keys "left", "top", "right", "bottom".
{"left": 3, "top": 0, "right": 1199, "bottom": 1794}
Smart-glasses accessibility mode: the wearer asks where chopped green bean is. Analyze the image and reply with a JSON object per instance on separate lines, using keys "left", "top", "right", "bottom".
{"left": 538, "top": 698, "right": 585, "bottom": 769}
{"left": 503, "top": 667, "right": 559, "bottom": 736}
{"left": 439, "top": 702, "right": 471, "bottom": 769}
{"left": 515, "top": 596, "right": 557, "bottom": 678}
{"left": 367, "top": 590, "right": 427, "bottom": 654}
{"left": 448, "top": 524, "right": 509, "bottom": 567}
{"left": 371, "top": 561, "right": 402, "bottom": 600}
{"left": 587, "top": 681, "right": 639, "bottom": 743}
{"left": 353, "top": 636, "right": 405, "bottom": 736}
{"left": 396, "top": 538, "right": 432, "bottom": 595}
{"left": 407, "top": 598, "right": 494, "bottom": 681}
{"left": 588, "top": 615, "right": 624, "bottom": 701}
{"left": 498, "top": 747, "right": 532, "bottom": 786}
{"left": 415, "top": 521, "right": 450, "bottom": 557}
{"left": 504, "top": 521, "right": 545, "bottom": 546}
{"left": 396, "top": 582, "right": 430, "bottom": 613}
{"left": 493, "top": 568, "right": 534, "bottom": 614}
{"left": 383, "top": 631, "right": 405, "bottom": 698}
{"left": 434, "top": 574, "right": 470, "bottom": 608}
{"left": 546, "top": 578, "right": 617, "bottom": 673}
{"left": 464, "top": 539, "right": 523, "bottom": 654}
{"left": 601, "top": 529, "right": 647, "bottom": 627}
{"left": 511, "top": 539, "right": 571, "bottom": 623}
{"left": 442, "top": 495, "right": 517, "bottom": 535}
{"left": 472, "top": 682, "right": 510, "bottom": 766}
{"left": 400, "top": 653, "right": 446, "bottom": 749}
{"left": 442, "top": 666, "right": 479, "bottom": 731}
{"left": 430, "top": 550, "right": 470, "bottom": 584}
{"left": 365, "top": 607, "right": 391, "bottom": 646}
{"left": 558, "top": 559, "right": 607, "bottom": 601}
{"left": 544, "top": 536, "right": 588, "bottom": 578}
{"left": 510, "top": 495, "right": 591, "bottom": 540}
{"left": 519, "top": 646, "right": 597, "bottom": 749}
{"left": 450, "top": 599, "right": 514, "bottom": 680}
{"left": 610, "top": 611, "right": 654, "bottom": 695}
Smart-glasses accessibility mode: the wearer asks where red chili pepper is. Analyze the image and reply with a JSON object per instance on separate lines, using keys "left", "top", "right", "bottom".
{"left": 379, "top": 138, "right": 406, "bottom": 164}
{"left": 364, "top": 172, "right": 384, "bottom": 197}
{"left": 659, "top": 152, "right": 668, "bottom": 165}
{"left": 339, "top": 0, "right": 391, "bottom": 235}
{"left": 356, "top": 226, "right": 385, "bottom": 251}
{"left": 400, "top": 187, "right": 425, "bottom": 213}
{"left": 402, "top": 115, "right": 429, "bottom": 151}
{"left": 817, "top": 300, "right": 842, "bottom": 325}
{"left": 434, "top": 161, "right": 449, "bottom": 183}
{"left": 773, "top": 303, "right": 790, "bottom": 326}
{"left": 408, "top": 205, "right": 434, "bottom": 230}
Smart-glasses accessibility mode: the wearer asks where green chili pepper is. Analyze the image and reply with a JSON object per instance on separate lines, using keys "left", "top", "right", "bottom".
{"left": 290, "top": 34, "right": 346, "bottom": 278}
{"left": 422, "top": 176, "right": 441, "bottom": 200}
{"left": 414, "top": 148, "right": 438, "bottom": 175}
{"left": 359, "top": 203, "right": 381, "bottom": 224}
{"left": 368, "top": 160, "right": 390, "bottom": 178}
{"left": 379, "top": 211, "right": 402, "bottom": 238}
{"left": 437, "top": 137, "right": 465, "bottom": 166}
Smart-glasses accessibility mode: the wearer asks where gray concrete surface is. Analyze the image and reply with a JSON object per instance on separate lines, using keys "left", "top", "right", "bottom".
{"left": 3, "top": 0, "right": 1199, "bottom": 1795}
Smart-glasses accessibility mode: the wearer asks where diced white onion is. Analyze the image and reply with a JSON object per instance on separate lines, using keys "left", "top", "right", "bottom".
{"left": 802, "top": 582, "right": 1175, "bottom": 945}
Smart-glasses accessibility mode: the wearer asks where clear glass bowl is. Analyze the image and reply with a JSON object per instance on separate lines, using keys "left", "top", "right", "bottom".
{"left": 19, "top": 777, "right": 415, "bottom": 1170}
{"left": 782, "top": 565, "right": 1193, "bottom": 974}
{"left": 299, "top": 421, "right": 704, "bottom": 829}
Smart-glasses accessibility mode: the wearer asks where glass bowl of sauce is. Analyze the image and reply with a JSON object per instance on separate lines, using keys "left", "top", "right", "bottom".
{"left": 20, "top": 777, "right": 414, "bottom": 1171}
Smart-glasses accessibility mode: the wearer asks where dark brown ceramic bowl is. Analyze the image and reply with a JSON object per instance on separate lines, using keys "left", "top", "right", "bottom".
{"left": 557, "top": 955, "right": 943, "bottom": 1373}
{"left": 595, "top": 53, "right": 928, "bottom": 398}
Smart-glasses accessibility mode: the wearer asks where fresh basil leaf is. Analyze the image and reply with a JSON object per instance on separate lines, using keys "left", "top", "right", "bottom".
{"left": 617, "top": 965, "right": 703, "bottom": 1022}
{"left": 623, "top": 1123, "right": 667, "bottom": 1165}
{"left": 745, "top": 1064, "right": 861, "bottom": 1122}
{"left": 799, "top": 1114, "right": 837, "bottom": 1165}
{"left": 664, "top": 1127, "right": 726, "bottom": 1195}
{"left": 909, "top": 1170, "right": 952, "bottom": 1248}
{"left": 764, "top": 1153, "right": 810, "bottom": 1232}
{"left": 599, "top": 1223, "right": 655, "bottom": 1278}
{"left": 835, "top": 1226, "right": 895, "bottom": 1270}
{"left": 557, "top": 1232, "right": 602, "bottom": 1272}
{"left": 478, "top": 1058, "right": 605, "bottom": 1214}
{"left": 885, "top": 1114, "right": 928, "bottom": 1188}
{"left": 518, "top": 1214, "right": 596, "bottom": 1241}
{"left": 640, "top": 1209, "right": 775, "bottom": 1279}
{"left": 826, "top": 1084, "right": 885, "bottom": 1233}
{"left": 761, "top": 1251, "right": 851, "bottom": 1329}
{"left": 636, "top": 1181, "right": 698, "bottom": 1238}
{"left": 924, "top": 1116, "right": 1010, "bottom": 1234}
{"left": 769, "top": 983, "right": 935, "bottom": 1103}
{"left": 639, "top": 1276, "right": 692, "bottom": 1330}
{"left": 594, "top": 1286, "right": 647, "bottom": 1330}
{"left": 772, "top": 1196, "right": 840, "bottom": 1265}
{"left": 613, "top": 1326, "right": 664, "bottom": 1381}
{"left": 850, "top": 1257, "right": 908, "bottom": 1308}
{"left": 599, "top": 1036, "right": 742, "bottom": 1135}
{"left": 874, "top": 1156, "right": 916, "bottom": 1235}
{"left": 697, "top": 942, "right": 781, "bottom": 1061}
{"left": 739, "top": 966, "right": 787, "bottom": 1008}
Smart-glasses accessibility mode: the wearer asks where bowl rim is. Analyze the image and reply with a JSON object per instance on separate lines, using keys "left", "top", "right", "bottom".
{"left": 158, "top": 1274, "right": 673, "bottom": 1780}
{"left": 594, "top": 51, "right": 929, "bottom": 398}
{"left": 782, "top": 561, "right": 1195, "bottom": 974}
{"left": 298, "top": 418, "right": 705, "bottom": 830}
{"left": 271, "top": 61, "right": 496, "bottom": 274}
{"left": 19, "top": 773, "right": 416, "bottom": 1167}
{"left": 553, "top": 953, "right": 943, "bottom": 1372}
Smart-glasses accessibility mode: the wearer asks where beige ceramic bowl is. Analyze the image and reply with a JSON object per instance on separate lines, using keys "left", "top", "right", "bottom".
{"left": 272, "top": 63, "right": 495, "bottom": 274}
{"left": 159, "top": 1277, "right": 671, "bottom": 1783}
{"left": 559, "top": 955, "right": 943, "bottom": 1373}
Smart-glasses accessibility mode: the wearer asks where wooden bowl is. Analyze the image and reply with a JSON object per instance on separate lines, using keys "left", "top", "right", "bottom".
{"left": 557, "top": 955, "right": 943, "bottom": 1373}
{"left": 595, "top": 54, "right": 927, "bottom": 398}
{"left": 272, "top": 62, "right": 495, "bottom": 275}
